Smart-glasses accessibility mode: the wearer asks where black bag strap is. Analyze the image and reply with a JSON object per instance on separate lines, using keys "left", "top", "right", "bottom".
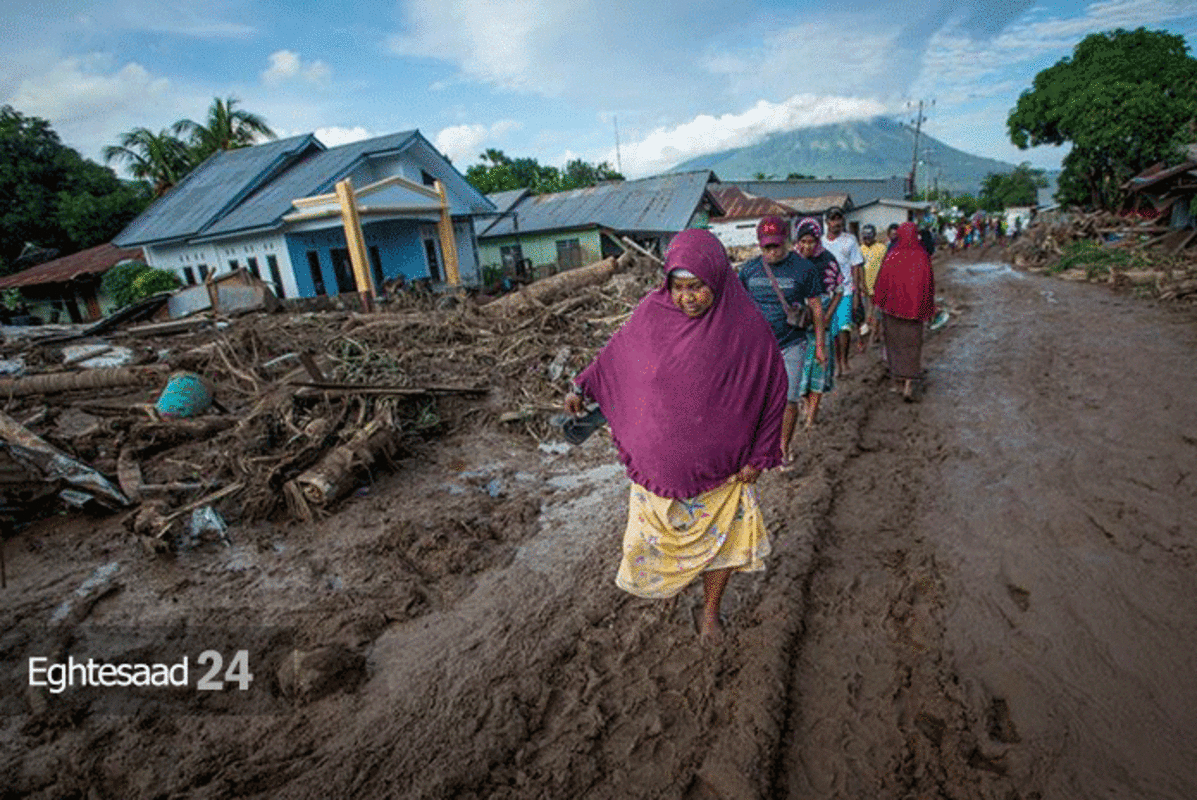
{"left": 760, "top": 260, "right": 793, "bottom": 314}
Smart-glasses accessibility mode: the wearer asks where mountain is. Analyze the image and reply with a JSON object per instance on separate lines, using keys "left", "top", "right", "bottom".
{"left": 669, "top": 117, "right": 1028, "bottom": 197}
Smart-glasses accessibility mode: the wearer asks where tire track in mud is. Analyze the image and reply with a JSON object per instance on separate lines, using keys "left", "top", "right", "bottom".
{"left": 769, "top": 359, "right": 1016, "bottom": 799}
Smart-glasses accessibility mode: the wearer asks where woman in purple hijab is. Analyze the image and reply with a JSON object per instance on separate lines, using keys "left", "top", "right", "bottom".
{"left": 564, "top": 228, "right": 787, "bottom": 643}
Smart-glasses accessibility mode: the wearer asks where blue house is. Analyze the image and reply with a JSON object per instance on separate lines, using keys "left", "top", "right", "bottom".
{"left": 113, "top": 131, "right": 495, "bottom": 297}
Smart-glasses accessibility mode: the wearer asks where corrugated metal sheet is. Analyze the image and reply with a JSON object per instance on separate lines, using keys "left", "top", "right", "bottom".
{"left": 200, "top": 131, "right": 420, "bottom": 238}
{"left": 0, "top": 244, "right": 144, "bottom": 289}
{"left": 709, "top": 186, "right": 795, "bottom": 221}
{"left": 724, "top": 177, "right": 907, "bottom": 207}
{"left": 114, "top": 134, "right": 319, "bottom": 247}
{"left": 480, "top": 171, "right": 717, "bottom": 239}
{"left": 780, "top": 194, "right": 851, "bottom": 214}
{"left": 485, "top": 189, "right": 529, "bottom": 215}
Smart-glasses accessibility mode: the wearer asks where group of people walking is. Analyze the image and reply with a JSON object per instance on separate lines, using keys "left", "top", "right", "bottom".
{"left": 562, "top": 214, "right": 935, "bottom": 643}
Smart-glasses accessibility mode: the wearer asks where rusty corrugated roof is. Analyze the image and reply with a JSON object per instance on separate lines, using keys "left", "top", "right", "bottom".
{"left": 779, "top": 194, "right": 851, "bottom": 213}
{"left": 709, "top": 186, "right": 796, "bottom": 221}
{"left": 0, "top": 243, "right": 144, "bottom": 289}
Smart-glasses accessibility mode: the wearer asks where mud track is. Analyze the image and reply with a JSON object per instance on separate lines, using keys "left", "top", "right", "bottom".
{"left": 3, "top": 257, "right": 1196, "bottom": 799}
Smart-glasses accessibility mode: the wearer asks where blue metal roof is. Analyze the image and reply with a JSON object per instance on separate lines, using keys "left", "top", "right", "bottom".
{"left": 113, "top": 134, "right": 319, "bottom": 247}
{"left": 200, "top": 130, "right": 420, "bottom": 238}
{"left": 479, "top": 171, "right": 719, "bottom": 239}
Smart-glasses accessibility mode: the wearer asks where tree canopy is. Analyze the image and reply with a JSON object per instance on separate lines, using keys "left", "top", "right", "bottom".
{"left": 464, "top": 149, "right": 623, "bottom": 195}
{"left": 104, "top": 96, "right": 277, "bottom": 197}
{"left": 979, "top": 163, "right": 1048, "bottom": 211}
{"left": 1007, "top": 27, "right": 1197, "bottom": 209}
{"left": 1, "top": 106, "right": 151, "bottom": 275}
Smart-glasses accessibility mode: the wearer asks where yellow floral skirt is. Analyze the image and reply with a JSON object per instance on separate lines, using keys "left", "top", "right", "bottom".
{"left": 615, "top": 479, "right": 771, "bottom": 599}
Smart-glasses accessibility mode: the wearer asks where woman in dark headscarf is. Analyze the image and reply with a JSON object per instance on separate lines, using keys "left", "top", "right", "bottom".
{"left": 564, "top": 228, "right": 787, "bottom": 644}
{"left": 873, "top": 221, "right": 936, "bottom": 401}
{"left": 792, "top": 217, "right": 844, "bottom": 428}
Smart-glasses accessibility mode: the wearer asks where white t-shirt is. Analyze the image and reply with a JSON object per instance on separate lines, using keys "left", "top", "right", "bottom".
{"left": 821, "top": 232, "right": 864, "bottom": 295}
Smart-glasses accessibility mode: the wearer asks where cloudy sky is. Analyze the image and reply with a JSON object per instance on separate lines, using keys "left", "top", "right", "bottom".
{"left": 2, "top": 0, "right": 1195, "bottom": 180}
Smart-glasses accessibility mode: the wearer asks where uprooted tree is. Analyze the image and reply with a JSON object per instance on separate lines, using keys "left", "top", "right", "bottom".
{"left": 1007, "top": 27, "right": 1197, "bottom": 210}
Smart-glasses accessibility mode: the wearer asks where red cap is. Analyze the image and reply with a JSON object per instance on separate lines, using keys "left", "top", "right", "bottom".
{"left": 756, "top": 215, "right": 788, "bottom": 246}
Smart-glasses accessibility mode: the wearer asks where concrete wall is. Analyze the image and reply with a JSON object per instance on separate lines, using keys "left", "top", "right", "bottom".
{"left": 710, "top": 218, "right": 767, "bottom": 249}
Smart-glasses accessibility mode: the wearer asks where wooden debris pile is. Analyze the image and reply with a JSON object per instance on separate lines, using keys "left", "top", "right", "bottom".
{"left": 0, "top": 252, "right": 661, "bottom": 539}
{"left": 1006, "top": 212, "right": 1197, "bottom": 301}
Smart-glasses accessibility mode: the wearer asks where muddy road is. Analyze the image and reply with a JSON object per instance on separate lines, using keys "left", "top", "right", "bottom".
{"left": 3, "top": 256, "right": 1196, "bottom": 799}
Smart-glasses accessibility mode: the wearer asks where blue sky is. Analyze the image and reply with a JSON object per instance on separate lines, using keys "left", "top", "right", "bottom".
{"left": 2, "top": 0, "right": 1195, "bottom": 180}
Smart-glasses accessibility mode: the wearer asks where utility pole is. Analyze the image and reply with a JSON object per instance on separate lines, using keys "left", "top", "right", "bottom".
{"left": 904, "top": 100, "right": 933, "bottom": 200}
{"left": 614, "top": 115, "right": 622, "bottom": 175}
{"left": 909, "top": 100, "right": 924, "bottom": 199}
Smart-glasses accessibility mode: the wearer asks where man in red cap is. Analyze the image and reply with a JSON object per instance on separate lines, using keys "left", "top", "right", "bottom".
{"left": 739, "top": 215, "right": 826, "bottom": 466}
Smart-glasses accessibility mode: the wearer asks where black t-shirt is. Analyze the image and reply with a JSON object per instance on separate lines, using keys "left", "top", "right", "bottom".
{"left": 739, "top": 252, "right": 822, "bottom": 348}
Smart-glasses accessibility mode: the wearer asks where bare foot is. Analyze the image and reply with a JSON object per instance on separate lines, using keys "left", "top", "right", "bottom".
{"left": 699, "top": 609, "right": 723, "bottom": 646}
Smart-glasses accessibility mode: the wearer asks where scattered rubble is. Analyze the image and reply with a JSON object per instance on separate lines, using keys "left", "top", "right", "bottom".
{"left": 0, "top": 251, "right": 660, "bottom": 544}
{"left": 1005, "top": 210, "right": 1197, "bottom": 301}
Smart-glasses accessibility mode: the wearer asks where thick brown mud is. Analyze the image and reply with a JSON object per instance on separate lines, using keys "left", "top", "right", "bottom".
{"left": 2, "top": 257, "right": 1196, "bottom": 799}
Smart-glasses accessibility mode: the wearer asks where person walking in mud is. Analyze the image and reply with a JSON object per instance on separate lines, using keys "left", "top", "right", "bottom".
{"left": 738, "top": 215, "right": 826, "bottom": 468}
{"left": 858, "top": 224, "right": 888, "bottom": 352}
{"left": 793, "top": 217, "right": 844, "bottom": 429}
{"left": 820, "top": 207, "right": 865, "bottom": 377}
{"left": 563, "top": 229, "right": 788, "bottom": 645}
{"left": 873, "top": 222, "right": 936, "bottom": 401}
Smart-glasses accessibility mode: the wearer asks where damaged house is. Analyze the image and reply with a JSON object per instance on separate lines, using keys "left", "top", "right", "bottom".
{"left": 113, "top": 131, "right": 495, "bottom": 297}
{"left": 475, "top": 171, "right": 724, "bottom": 278}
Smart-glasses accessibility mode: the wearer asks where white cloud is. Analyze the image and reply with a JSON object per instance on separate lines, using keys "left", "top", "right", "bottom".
{"left": 389, "top": 0, "right": 583, "bottom": 94}
{"left": 314, "top": 126, "right": 373, "bottom": 147}
{"left": 3, "top": 54, "right": 192, "bottom": 163}
{"left": 706, "top": 22, "right": 905, "bottom": 98}
{"left": 107, "top": 0, "right": 255, "bottom": 38}
{"left": 433, "top": 120, "right": 522, "bottom": 165}
{"left": 262, "top": 50, "right": 330, "bottom": 85}
{"left": 612, "top": 94, "right": 889, "bottom": 177}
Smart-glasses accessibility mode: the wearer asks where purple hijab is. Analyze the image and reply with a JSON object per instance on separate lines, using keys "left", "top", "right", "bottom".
{"left": 575, "top": 229, "right": 787, "bottom": 499}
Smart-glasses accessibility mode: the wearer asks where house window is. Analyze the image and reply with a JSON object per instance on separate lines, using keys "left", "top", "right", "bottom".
{"left": 228, "top": 259, "right": 240, "bottom": 273}
{"left": 556, "top": 238, "right": 582, "bottom": 271}
{"left": 368, "top": 246, "right": 385, "bottom": 292}
{"left": 306, "top": 251, "right": 326, "bottom": 296}
{"left": 423, "top": 239, "right": 442, "bottom": 281}
{"left": 266, "top": 255, "right": 285, "bottom": 299}
{"left": 246, "top": 257, "right": 261, "bottom": 279}
{"left": 182, "top": 267, "right": 196, "bottom": 285}
{"left": 421, "top": 170, "right": 436, "bottom": 188}
{"left": 198, "top": 264, "right": 209, "bottom": 280}
{"left": 329, "top": 248, "right": 355, "bottom": 294}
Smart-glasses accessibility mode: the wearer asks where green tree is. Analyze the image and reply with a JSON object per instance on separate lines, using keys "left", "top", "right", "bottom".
{"left": 786, "top": 172, "right": 815, "bottom": 180}
{"left": 979, "top": 163, "right": 1048, "bottom": 211}
{"left": 102, "top": 126, "right": 194, "bottom": 196}
{"left": 1, "top": 106, "right": 151, "bottom": 273}
{"left": 174, "top": 96, "right": 276, "bottom": 164}
{"left": 1008, "top": 27, "right": 1197, "bottom": 209}
{"left": 465, "top": 149, "right": 623, "bottom": 195}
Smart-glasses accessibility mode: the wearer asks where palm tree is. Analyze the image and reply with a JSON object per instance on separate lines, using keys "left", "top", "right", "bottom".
{"left": 175, "top": 97, "right": 276, "bottom": 163}
{"left": 102, "top": 127, "right": 194, "bottom": 197}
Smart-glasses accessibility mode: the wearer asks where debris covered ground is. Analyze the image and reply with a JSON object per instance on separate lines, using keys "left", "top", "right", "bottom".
{"left": 2, "top": 234, "right": 1196, "bottom": 799}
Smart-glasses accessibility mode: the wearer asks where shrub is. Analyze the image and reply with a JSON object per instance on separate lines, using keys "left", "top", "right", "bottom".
{"left": 1050, "top": 239, "right": 1146, "bottom": 280}
{"left": 131, "top": 268, "right": 181, "bottom": 299}
{"left": 102, "top": 262, "right": 179, "bottom": 307}
{"left": 101, "top": 261, "right": 151, "bottom": 307}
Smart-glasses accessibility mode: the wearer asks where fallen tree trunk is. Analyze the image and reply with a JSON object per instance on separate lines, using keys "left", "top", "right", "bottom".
{"left": 0, "top": 365, "right": 168, "bottom": 397}
{"left": 482, "top": 257, "right": 620, "bottom": 316}
{"left": 285, "top": 407, "right": 399, "bottom": 512}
